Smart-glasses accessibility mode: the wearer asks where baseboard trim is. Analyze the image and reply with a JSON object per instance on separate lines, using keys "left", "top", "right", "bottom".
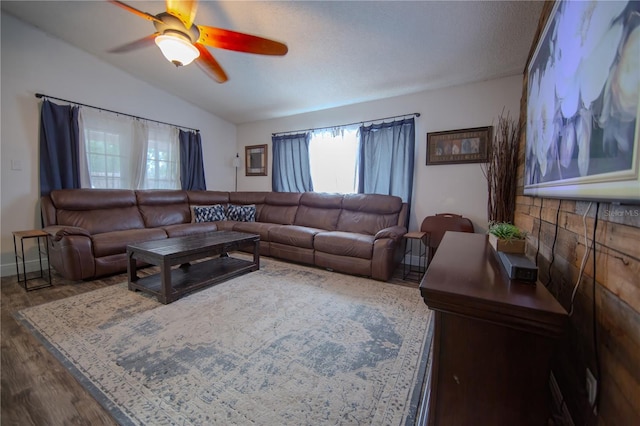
{"left": 0, "top": 259, "right": 49, "bottom": 278}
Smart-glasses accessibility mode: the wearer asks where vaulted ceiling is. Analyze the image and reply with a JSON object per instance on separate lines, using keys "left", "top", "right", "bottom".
{"left": 1, "top": 1, "right": 543, "bottom": 124}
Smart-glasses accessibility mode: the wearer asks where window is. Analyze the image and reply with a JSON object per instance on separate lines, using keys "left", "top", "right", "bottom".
{"left": 79, "top": 109, "right": 180, "bottom": 189}
{"left": 272, "top": 117, "right": 415, "bottom": 201}
{"left": 84, "top": 128, "right": 128, "bottom": 189}
{"left": 308, "top": 126, "right": 360, "bottom": 193}
{"left": 143, "top": 125, "right": 180, "bottom": 189}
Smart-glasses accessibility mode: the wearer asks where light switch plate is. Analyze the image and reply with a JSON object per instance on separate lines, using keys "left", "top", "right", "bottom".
{"left": 11, "top": 159, "right": 22, "bottom": 170}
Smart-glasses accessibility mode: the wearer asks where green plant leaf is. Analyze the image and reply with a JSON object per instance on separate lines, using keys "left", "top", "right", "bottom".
{"left": 487, "top": 222, "right": 526, "bottom": 241}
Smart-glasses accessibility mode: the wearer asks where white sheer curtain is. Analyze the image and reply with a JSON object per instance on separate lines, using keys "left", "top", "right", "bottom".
{"left": 143, "top": 124, "right": 180, "bottom": 189}
{"left": 79, "top": 108, "right": 180, "bottom": 189}
{"left": 309, "top": 125, "right": 360, "bottom": 193}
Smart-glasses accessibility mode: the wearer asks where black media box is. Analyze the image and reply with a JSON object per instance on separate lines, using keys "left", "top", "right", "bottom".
{"left": 496, "top": 251, "right": 538, "bottom": 283}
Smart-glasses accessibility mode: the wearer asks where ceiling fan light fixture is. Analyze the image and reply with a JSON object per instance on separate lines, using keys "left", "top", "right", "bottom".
{"left": 155, "top": 32, "right": 200, "bottom": 67}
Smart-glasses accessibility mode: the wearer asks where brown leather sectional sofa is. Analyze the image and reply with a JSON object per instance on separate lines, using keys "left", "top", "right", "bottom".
{"left": 41, "top": 189, "right": 408, "bottom": 282}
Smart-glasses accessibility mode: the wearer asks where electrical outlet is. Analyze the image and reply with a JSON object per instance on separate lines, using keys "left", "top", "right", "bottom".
{"left": 586, "top": 368, "right": 597, "bottom": 407}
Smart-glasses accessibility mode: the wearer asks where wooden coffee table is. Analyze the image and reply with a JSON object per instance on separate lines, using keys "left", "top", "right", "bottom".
{"left": 127, "top": 231, "right": 260, "bottom": 304}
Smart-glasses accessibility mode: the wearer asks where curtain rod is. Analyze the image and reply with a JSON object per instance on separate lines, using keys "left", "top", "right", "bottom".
{"left": 35, "top": 93, "right": 199, "bottom": 133}
{"left": 271, "top": 112, "right": 420, "bottom": 137}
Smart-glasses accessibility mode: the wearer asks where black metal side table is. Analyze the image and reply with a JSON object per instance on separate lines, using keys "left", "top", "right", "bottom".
{"left": 403, "top": 231, "right": 427, "bottom": 282}
{"left": 13, "top": 230, "right": 52, "bottom": 291}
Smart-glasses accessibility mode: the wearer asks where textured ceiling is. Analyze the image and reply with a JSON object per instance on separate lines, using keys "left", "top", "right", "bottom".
{"left": 2, "top": 1, "right": 544, "bottom": 124}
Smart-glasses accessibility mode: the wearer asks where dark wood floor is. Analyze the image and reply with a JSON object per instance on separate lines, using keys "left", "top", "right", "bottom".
{"left": 1, "top": 271, "right": 121, "bottom": 425}
{"left": 1, "top": 261, "right": 418, "bottom": 425}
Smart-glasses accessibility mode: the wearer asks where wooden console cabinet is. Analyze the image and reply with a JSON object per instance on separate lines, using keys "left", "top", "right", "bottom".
{"left": 419, "top": 232, "right": 567, "bottom": 426}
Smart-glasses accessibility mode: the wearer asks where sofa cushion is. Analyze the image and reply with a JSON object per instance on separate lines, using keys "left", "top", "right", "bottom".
{"left": 136, "top": 190, "right": 190, "bottom": 228}
{"left": 193, "top": 205, "right": 227, "bottom": 222}
{"left": 50, "top": 189, "right": 136, "bottom": 210}
{"left": 232, "top": 221, "right": 279, "bottom": 241}
{"left": 341, "top": 193, "right": 403, "bottom": 214}
{"left": 227, "top": 204, "right": 256, "bottom": 222}
{"left": 214, "top": 221, "right": 237, "bottom": 231}
{"left": 268, "top": 225, "right": 323, "bottom": 249}
{"left": 92, "top": 228, "right": 168, "bottom": 258}
{"left": 337, "top": 194, "right": 403, "bottom": 235}
{"left": 162, "top": 222, "right": 218, "bottom": 238}
{"left": 294, "top": 192, "right": 342, "bottom": 230}
{"left": 51, "top": 189, "right": 146, "bottom": 235}
{"left": 260, "top": 204, "right": 299, "bottom": 225}
{"left": 57, "top": 206, "right": 145, "bottom": 235}
{"left": 139, "top": 205, "right": 190, "bottom": 228}
{"left": 337, "top": 210, "right": 400, "bottom": 236}
{"left": 314, "top": 231, "right": 375, "bottom": 259}
{"left": 229, "top": 192, "right": 267, "bottom": 219}
{"left": 259, "top": 192, "right": 302, "bottom": 225}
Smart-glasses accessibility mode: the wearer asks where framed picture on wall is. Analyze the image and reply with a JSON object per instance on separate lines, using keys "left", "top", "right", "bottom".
{"left": 426, "top": 127, "right": 491, "bottom": 165}
{"left": 245, "top": 144, "right": 268, "bottom": 176}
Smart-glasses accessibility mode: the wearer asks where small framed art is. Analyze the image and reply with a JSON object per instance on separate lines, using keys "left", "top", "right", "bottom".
{"left": 426, "top": 126, "right": 491, "bottom": 165}
{"left": 245, "top": 144, "right": 268, "bottom": 176}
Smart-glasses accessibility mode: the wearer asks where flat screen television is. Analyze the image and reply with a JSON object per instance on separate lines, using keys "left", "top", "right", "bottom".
{"left": 524, "top": 0, "right": 640, "bottom": 204}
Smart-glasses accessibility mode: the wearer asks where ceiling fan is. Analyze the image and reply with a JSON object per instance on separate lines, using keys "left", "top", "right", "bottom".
{"left": 108, "top": 0, "right": 288, "bottom": 83}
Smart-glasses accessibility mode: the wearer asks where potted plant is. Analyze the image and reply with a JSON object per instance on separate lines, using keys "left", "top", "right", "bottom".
{"left": 487, "top": 222, "right": 526, "bottom": 254}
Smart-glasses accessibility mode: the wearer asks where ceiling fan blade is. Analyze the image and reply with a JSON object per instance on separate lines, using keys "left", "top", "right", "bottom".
{"left": 108, "top": 0, "right": 163, "bottom": 24}
{"left": 108, "top": 33, "right": 159, "bottom": 53}
{"left": 197, "top": 26, "right": 288, "bottom": 56}
{"left": 194, "top": 44, "right": 228, "bottom": 83}
{"left": 166, "top": 0, "right": 198, "bottom": 29}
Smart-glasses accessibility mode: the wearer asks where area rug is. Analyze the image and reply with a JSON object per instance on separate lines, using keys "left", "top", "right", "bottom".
{"left": 15, "top": 257, "right": 433, "bottom": 425}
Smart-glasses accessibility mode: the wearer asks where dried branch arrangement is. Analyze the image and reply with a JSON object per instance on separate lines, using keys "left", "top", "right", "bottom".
{"left": 484, "top": 111, "right": 523, "bottom": 224}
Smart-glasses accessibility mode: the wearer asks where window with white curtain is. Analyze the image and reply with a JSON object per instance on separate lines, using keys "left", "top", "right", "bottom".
{"left": 143, "top": 125, "right": 180, "bottom": 189}
{"left": 308, "top": 125, "right": 360, "bottom": 193}
{"left": 79, "top": 108, "right": 180, "bottom": 189}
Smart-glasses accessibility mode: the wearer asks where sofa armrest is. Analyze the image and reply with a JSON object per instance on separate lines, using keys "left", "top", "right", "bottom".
{"left": 374, "top": 225, "right": 407, "bottom": 241}
{"left": 372, "top": 225, "right": 407, "bottom": 281}
{"left": 44, "top": 225, "right": 92, "bottom": 241}
{"left": 44, "top": 226, "right": 95, "bottom": 280}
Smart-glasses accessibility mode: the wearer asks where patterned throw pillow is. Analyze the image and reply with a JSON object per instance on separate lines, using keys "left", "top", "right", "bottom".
{"left": 226, "top": 204, "right": 256, "bottom": 222}
{"left": 193, "top": 205, "right": 227, "bottom": 222}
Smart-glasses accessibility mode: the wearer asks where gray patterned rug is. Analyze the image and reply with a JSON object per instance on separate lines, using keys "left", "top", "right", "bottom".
{"left": 15, "top": 257, "right": 433, "bottom": 425}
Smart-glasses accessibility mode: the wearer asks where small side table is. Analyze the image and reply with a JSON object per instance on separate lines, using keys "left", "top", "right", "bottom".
{"left": 13, "top": 230, "right": 52, "bottom": 291}
{"left": 403, "top": 231, "right": 427, "bottom": 282}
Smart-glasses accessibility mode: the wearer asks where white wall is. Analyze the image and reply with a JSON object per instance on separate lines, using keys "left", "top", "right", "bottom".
{"left": 0, "top": 10, "right": 523, "bottom": 277}
{"left": 237, "top": 75, "right": 523, "bottom": 232}
{"left": 0, "top": 13, "right": 236, "bottom": 276}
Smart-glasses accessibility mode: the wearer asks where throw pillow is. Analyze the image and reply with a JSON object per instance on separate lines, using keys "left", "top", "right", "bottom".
{"left": 190, "top": 205, "right": 212, "bottom": 223}
{"left": 226, "top": 204, "right": 256, "bottom": 222}
{"left": 193, "top": 205, "right": 227, "bottom": 223}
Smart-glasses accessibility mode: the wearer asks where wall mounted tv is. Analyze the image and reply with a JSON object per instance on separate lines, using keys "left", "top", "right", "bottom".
{"left": 524, "top": 0, "right": 640, "bottom": 204}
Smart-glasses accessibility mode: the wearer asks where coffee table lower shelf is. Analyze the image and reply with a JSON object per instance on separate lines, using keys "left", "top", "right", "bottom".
{"left": 129, "top": 256, "right": 257, "bottom": 303}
